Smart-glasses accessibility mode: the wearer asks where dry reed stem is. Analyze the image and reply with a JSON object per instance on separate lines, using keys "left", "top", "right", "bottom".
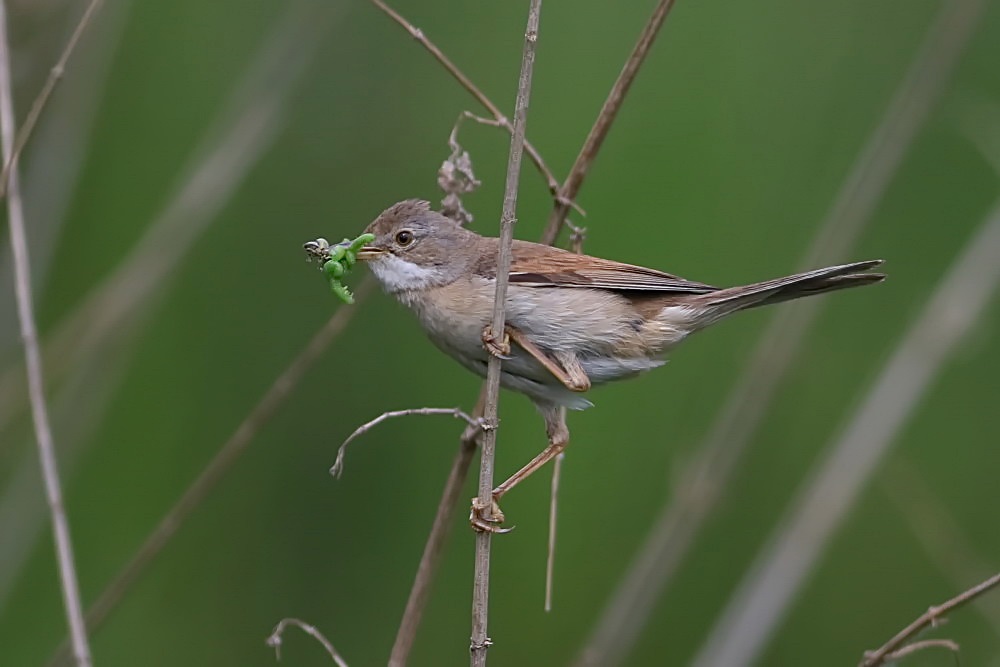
{"left": 471, "top": 2, "right": 542, "bottom": 664}
{"left": 0, "top": 5, "right": 92, "bottom": 665}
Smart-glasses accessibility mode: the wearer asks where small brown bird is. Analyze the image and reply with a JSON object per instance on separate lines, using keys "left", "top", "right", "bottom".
{"left": 356, "top": 199, "right": 884, "bottom": 531}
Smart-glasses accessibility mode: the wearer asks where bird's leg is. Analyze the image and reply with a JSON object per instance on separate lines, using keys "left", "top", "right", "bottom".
{"left": 504, "top": 326, "right": 591, "bottom": 392}
{"left": 551, "top": 349, "right": 591, "bottom": 392}
{"left": 470, "top": 404, "right": 569, "bottom": 533}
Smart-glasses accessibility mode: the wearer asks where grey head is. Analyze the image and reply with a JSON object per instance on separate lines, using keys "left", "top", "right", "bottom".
{"left": 358, "top": 199, "right": 481, "bottom": 293}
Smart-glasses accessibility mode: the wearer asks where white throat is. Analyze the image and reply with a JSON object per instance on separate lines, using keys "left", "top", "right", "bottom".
{"left": 368, "top": 254, "right": 440, "bottom": 293}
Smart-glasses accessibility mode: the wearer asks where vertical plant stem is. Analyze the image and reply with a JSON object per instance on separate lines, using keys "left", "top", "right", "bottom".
{"left": 544, "top": 452, "right": 564, "bottom": 612}
{"left": 0, "top": 5, "right": 92, "bottom": 666}
{"left": 470, "top": 1, "right": 542, "bottom": 664}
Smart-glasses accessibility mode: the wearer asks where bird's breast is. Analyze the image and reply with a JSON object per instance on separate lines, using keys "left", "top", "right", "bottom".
{"left": 393, "top": 279, "right": 694, "bottom": 397}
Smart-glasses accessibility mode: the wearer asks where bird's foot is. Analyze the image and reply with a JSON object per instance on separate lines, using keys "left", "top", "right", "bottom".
{"left": 481, "top": 326, "right": 511, "bottom": 359}
{"left": 470, "top": 495, "right": 514, "bottom": 534}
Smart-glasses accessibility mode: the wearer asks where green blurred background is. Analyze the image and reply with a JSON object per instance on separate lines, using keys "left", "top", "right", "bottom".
{"left": 2, "top": 0, "right": 1000, "bottom": 665}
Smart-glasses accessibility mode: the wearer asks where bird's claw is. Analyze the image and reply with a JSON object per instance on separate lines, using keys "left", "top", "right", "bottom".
{"left": 481, "top": 326, "right": 511, "bottom": 359}
{"left": 470, "top": 496, "right": 514, "bottom": 534}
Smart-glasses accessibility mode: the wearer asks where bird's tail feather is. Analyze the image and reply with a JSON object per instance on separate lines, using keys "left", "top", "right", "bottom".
{"left": 689, "top": 259, "right": 884, "bottom": 325}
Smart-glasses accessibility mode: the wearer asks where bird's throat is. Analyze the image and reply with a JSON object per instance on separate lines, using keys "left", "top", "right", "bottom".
{"left": 368, "top": 254, "right": 442, "bottom": 293}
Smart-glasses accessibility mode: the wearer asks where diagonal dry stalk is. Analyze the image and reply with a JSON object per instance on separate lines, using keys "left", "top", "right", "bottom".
{"left": 691, "top": 196, "right": 1000, "bottom": 666}
{"left": 46, "top": 278, "right": 373, "bottom": 667}
{"left": 540, "top": 0, "right": 677, "bottom": 245}
{"left": 0, "top": 0, "right": 103, "bottom": 199}
{"left": 470, "top": 2, "right": 542, "bottom": 664}
{"left": 369, "top": 0, "right": 568, "bottom": 209}
{"left": 860, "top": 572, "right": 1000, "bottom": 666}
{"left": 575, "top": 0, "right": 985, "bottom": 662}
{"left": 0, "top": 5, "right": 93, "bottom": 666}
{"left": 389, "top": 411, "right": 483, "bottom": 667}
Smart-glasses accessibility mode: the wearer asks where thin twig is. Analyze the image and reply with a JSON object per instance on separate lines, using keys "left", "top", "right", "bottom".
{"left": 0, "top": 5, "right": 92, "bottom": 666}
{"left": 266, "top": 617, "right": 350, "bottom": 667}
{"left": 544, "top": 452, "right": 564, "bottom": 612}
{"left": 691, "top": 196, "right": 1000, "bottom": 667}
{"left": 576, "top": 0, "right": 984, "bottom": 661}
{"left": 367, "top": 0, "right": 574, "bottom": 213}
{"left": 331, "top": 407, "right": 483, "bottom": 478}
{"left": 86, "top": 281, "right": 372, "bottom": 625}
{"left": 471, "top": 2, "right": 542, "bottom": 664}
{"left": 540, "top": 0, "right": 677, "bottom": 245}
{"left": 861, "top": 575, "right": 1000, "bottom": 666}
{"left": 0, "top": 0, "right": 103, "bottom": 199}
{"left": 882, "top": 639, "right": 960, "bottom": 663}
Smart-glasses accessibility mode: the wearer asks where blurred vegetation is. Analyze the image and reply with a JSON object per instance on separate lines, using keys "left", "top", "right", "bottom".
{"left": 1, "top": 0, "right": 1000, "bottom": 665}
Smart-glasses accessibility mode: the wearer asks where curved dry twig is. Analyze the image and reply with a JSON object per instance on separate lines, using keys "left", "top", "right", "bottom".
{"left": 330, "top": 408, "right": 484, "bottom": 478}
{"left": 266, "top": 617, "right": 349, "bottom": 666}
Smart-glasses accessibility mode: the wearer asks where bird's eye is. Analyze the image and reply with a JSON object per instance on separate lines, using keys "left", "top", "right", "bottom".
{"left": 395, "top": 230, "right": 414, "bottom": 246}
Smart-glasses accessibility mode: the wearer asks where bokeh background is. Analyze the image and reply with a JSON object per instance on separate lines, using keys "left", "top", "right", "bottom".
{"left": 2, "top": 0, "right": 1000, "bottom": 665}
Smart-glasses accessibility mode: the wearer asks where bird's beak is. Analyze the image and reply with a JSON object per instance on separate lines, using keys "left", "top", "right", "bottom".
{"left": 355, "top": 245, "right": 385, "bottom": 261}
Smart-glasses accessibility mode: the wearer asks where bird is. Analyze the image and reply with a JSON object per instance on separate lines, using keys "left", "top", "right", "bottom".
{"left": 354, "top": 199, "right": 884, "bottom": 530}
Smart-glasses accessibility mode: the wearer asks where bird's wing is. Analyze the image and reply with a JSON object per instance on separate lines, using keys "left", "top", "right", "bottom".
{"left": 505, "top": 240, "right": 717, "bottom": 293}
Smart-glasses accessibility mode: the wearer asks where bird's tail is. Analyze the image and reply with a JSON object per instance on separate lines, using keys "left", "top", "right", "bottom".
{"left": 687, "top": 259, "right": 885, "bottom": 326}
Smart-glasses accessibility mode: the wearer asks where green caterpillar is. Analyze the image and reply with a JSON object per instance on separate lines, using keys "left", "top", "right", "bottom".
{"left": 303, "top": 233, "right": 375, "bottom": 304}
